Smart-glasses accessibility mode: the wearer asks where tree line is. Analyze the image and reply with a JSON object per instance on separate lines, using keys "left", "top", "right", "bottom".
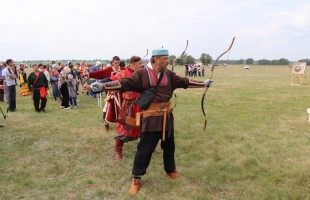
{"left": 17, "top": 56, "right": 310, "bottom": 66}
{"left": 168, "top": 54, "right": 310, "bottom": 66}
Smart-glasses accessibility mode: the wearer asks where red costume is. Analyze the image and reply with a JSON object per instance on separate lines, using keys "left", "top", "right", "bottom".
{"left": 79, "top": 65, "right": 86, "bottom": 76}
{"left": 110, "top": 67, "right": 140, "bottom": 139}
{"left": 89, "top": 66, "right": 133, "bottom": 160}
{"left": 89, "top": 66, "right": 125, "bottom": 127}
{"left": 89, "top": 66, "right": 125, "bottom": 80}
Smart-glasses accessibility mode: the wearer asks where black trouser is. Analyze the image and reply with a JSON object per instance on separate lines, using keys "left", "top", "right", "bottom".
{"left": 33, "top": 95, "right": 47, "bottom": 111}
{"left": 0, "top": 80, "right": 3, "bottom": 102}
{"left": 60, "top": 84, "right": 69, "bottom": 108}
{"left": 8, "top": 85, "right": 16, "bottom": 111}
{"left": 132, "top": 130, "right": 176, "bottom": 177}
{"left": 0, "top": 89, "right": 3, "bottom": 102}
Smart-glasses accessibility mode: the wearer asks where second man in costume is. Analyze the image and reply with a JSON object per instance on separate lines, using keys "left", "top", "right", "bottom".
{"left": 28, "top": 64, "right": 49, "bottom": 112}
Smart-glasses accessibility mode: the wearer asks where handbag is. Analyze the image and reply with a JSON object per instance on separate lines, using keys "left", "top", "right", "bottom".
{"left": 134, "top": 72, "right": 163, "bottom": 110}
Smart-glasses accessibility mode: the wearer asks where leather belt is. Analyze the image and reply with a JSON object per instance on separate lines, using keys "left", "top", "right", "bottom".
{"left": 136, "top": 102, "right": 173, "bottom": 141}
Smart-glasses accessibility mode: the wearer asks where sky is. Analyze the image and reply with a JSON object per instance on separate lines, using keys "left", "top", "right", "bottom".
{"left": 0, "top": 0, "right": 309, "bottom": 61}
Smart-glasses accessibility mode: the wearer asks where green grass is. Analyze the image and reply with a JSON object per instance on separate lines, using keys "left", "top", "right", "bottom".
{"left": 1, "top": 65, "right": 310, "bottom": 199}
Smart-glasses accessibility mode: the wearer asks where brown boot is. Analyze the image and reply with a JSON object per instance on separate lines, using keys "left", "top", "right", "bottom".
{"left": 166, "top": 170, "right": 182, "bottom": 179}
{"left": 114, "top": 138, "right": 123, "bottom": 160}
{"left": 128, "top": 178, "right": 141, "bottom": 195}
{"left": 104, "top": 124, "right": 109, "bottom": 132}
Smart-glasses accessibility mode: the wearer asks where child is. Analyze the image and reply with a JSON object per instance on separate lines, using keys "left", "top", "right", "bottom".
{"left": 68, "top": 74, "right": 77, "bottom": 108}
{"left": 50, "top": 64, "right": 61, "bottom": 101}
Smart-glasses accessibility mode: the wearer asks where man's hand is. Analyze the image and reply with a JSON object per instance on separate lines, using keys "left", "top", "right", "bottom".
{"left": 204, "top": 79, "right": 213, "bottom": 88}
{"left": 82, "top": 72, "right": 90, "bottom": 79}
{"left": 83, "top": 84, "right": 91, "bottom": 90}
{"left": 0, "top": 85, "right": 6, "bottom": 89}
{"left": 90, "top": 82, "right": 104, "bottom": 93}
{"left": 81, "top": 73, "right": 90, "bottom": 86}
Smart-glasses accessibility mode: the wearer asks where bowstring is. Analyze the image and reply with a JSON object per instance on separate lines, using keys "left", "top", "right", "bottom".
{"left": 172, "top": 53, "right": 186, "bottom": 108}
{"left": 208, "top": 50, "right": 232, "bottom": 113}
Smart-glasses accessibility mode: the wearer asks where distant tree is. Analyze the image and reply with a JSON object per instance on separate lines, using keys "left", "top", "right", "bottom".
{"left": 234, "top": 59, "right": 245, "bottom": 64}
{"left": 271, "top": 60, "right": 279, "bottom": 65}
{"left": 168, "top": 55, "right": 176, "bottom": 65}
{"left": 245, "top": 58, "right": 254, "bottom": 65}
{"left": 199, "top": 53, "right": 212, "bottom": 65}
{"left": 258, "top": 59, "right": 271, "bottom": 65}
{"left": 224, "top": 59, "right": 244, "bottom": 64}
{"left": 298, "top": 58, "right": 310, "bottom": 65}
{"left": 173, "top": 54, "right": 196, "bottom": 65}
{"left": 278, "top": 58, "right": 289, "bottom": 65}
{"left": 176, "top": 54, "right": 187, "bottom": 65}
{"left": 186, "top": 55, "right": 196, "bottom": 64}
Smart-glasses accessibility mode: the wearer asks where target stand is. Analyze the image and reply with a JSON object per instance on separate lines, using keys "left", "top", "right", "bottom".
{"left": 290, "top": 62, "right": 307, "bottom": 85}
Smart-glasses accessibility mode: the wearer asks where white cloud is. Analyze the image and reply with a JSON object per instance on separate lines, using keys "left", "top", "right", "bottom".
{"left": 236, "top": 2, "right": 310, "bottom": 60}
{"left": 0, "top": 0, "right": 309, "bottom": 61}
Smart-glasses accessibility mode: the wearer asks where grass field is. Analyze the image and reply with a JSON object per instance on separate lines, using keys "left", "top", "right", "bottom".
{"left": 1, "top": 65, "right": 310, "bottom": 199}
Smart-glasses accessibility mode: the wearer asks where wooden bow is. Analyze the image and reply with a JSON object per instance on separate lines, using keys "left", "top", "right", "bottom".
{"left": 142, "top": 49, "right": 148, "bottom": 60}
{"left": 201, "top": 37, "right": 235, "bottom": 131}
{"left": 172, "top": 40, "right": 188, "bottom": 72}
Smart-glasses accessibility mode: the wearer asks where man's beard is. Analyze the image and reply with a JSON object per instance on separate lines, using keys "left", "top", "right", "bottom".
{"left": 159, "top": 65, "right": 167, "bottom": 73}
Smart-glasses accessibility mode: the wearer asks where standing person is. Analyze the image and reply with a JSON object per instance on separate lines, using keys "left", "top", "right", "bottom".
{"left": 42, "top": 65, "right": 50, "bottom": 82}
{"left": 83, "top": 56, "right": 125, "bottom": 131}
{"left": 2, "top": 62, "right": 9, "bottom": 104}
{"left": 28, "top": 64, "right": 49, "bottom": 112}
{"left": 88, "top": 48, "right": 209, "bottom": 195}
{"left": 201, "top": 65, "right": 205, "bottom": 77}
{"left": 76, "top": 63, "right": 81, "bottom": 80}
{"left": 12, "top": 64, "right": 18, "bottom": 78}
{"left": 59, "top": 66, "right": 71, "bottom": 109}
{"left": 42, "top": 65, "right": 51, "bottom": 98}
{"left": 84, "top": 56, "right": 161, "bottom": 160}
{"left": 79, "top": 61, "right": 87, "bottom": 87}
{"left": 38, "top": 63, "right": 43, "bottom": 71}
{"left": 2, "top": 59, "right": 17, "bottom": 112}
{"left": 18, "top": 64, "right": 31, "bottom": 96}
{"left": 68, "top": 62, "right": 79, "bottom": 96}
{"left": 50, "top": 61, "right": 56, "bottom": 71}
{"left": 109, "top": 56, "right": 142, "bottom": 160}
{"left": 0, "top": 84, "right": 5, "bottom": 96}
{"left": 0, "top": 62, "right": 5, "bottom": 102}
{"left": 68, "top": 74, "right": 77, "bottom": 108}
{"left": 188, "top": 65, "right": 192, "bottom": 76}
{"left": 193, "top": 64, "right": 197, "bottom": 76}
{"left": 197, "top": 64, "right": 201, "bottom": 76}
{"left": 75, "top": 63, "right": 81, "bottom": 93}
{"left": 184, "top": 64, "right": 189, "bottom": 76}
{"left": 0, "top": 84, "right": 6, "bottom": 127}
{"left": 50, "top": 64, "right": 61, "bottom": 101}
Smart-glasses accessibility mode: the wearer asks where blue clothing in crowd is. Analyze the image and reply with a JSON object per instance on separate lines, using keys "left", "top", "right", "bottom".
{"left": 88, "top": 65, "right": 100, "bottom": 97}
